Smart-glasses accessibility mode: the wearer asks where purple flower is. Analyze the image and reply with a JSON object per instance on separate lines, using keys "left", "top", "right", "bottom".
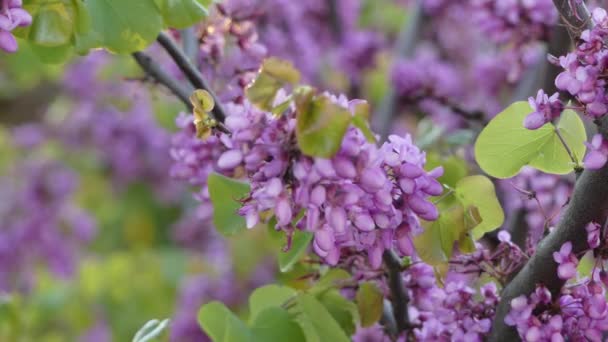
{"left": 552, "top": 242, "right": 578, "bottom": 280}
{"left": 586, "top": 222, "right": 601, "bottom": 249}
{"left": 524, "top": 90, "right": 564, "bottom": 130}
{"left": 584, "top": 134, "right": 608, "bottom": 170}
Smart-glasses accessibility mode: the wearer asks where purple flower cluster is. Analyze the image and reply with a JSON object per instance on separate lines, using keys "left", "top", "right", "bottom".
{"left": 177, "top": 5, "right": 267, "bottom": 103}
{"left": 0, "top": 0, "right": 31, "bottom": 53}
{"left": 506, "top": 279, "right": 608, "bottom": 341}
{"left": 172, "top": 93, "right": 442, "bottom": 268}
{"left": 0, "top": 159, "right": 96, "bottom": 292}
{"left": 403, "top": 263, "right": 499, "bottom": 341}
{"left": 547, "top": 8, "right": 608, "bottom": 120}
{"left": 583, "top": 134, "right": 608, "bottom": 170}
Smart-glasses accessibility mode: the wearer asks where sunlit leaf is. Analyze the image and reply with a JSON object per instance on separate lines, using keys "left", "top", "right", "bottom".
{"left": 81, "top": 0, "right": 163, "bottom": 53}
{"left": 475, "top": 102, "right": 586, "bottom": 178}
{"left": 454, "top": 176, "right": 504, "bottom": 240}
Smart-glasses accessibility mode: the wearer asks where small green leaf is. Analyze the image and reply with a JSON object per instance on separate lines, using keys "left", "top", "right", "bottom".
{"left": 291, "top": 294, "right": 351, "bottom": 342}
{"left": 251, "top": 307, "right": 306, "bottom": 342}
{"left": 207, "top": 173, "right": 250, "bottom": 237}
{"left": 355, "top": 282, "right": 383, "bottom": 327}
{"left": 82, "top": 0, "right": 163, "bottom": 53}
{"left": 317, "top": 290, "right": 359, "bottom": 336}
{"left": 475, "top": 102, "right": 586, "bottom": 178}
{"left": 278, "top": 230, "right": 313, "bottom": 272}
{"left": 246, "top": 58, "right": 301, "bottom": 111}
{"left": 248, "top": 285, "right": 296, "bottom": 321}
{"left": 454, "top": 175, "right": 504, "bottom": 240}
{"left": 425, "top": 153, "right": 468, "bottom": 190}
{"left": 156, "top": 0, "right": 209, "bottom": 29}
{"left": 198, "top": 301, "right": 252, "bottom": 342}
{"left": 415, "top": 206, "right": 465, "bottom": 265}
{"left": 295, "top": 93, "right": 352, "bottom": 158}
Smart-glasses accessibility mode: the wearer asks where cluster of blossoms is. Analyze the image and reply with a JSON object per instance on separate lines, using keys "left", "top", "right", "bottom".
{"left": 526, "top": 8, "right": 608, "bottom": 169}
{"left": 172, "top": 92, "right": 442, "bottom": 268}
{"left": 0, "top": 159, "right": 96, "bottom": 292}
{"left": 403, "top": 263, "right": 499, "bottom": 340}
{"left": 0, "top": 0, "right": 31, "bottom": 53}
{"left": 169, "top": 3, "right": 268, "bottom": 103}
{"left": 504, "top": 222, "right": 608, "bottom": 340}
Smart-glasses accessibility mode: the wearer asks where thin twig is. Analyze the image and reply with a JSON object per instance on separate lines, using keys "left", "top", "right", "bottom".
{"left": 157, "top": 31, "right": 227, "bottom": 122}
{"left": 132, "top": 52, "right": 193, "bottom": 110}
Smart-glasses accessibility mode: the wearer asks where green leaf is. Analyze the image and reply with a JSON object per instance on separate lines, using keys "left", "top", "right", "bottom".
{"left": 454, "top": 175, "right": 505, "bottom": 240}
{"left": 207, "top": 173, "right": 250, "bottom": 237}
{"left": 291, "top": 294, "right": 351, "bottom": 342}
{"left": 317, "top": 290, "right": 359, "bottom": 336}
{"left": 28, "top": 43, "right": 73, "bottom": 64}
{"left": 82, "top": 0, "right": 163, "bottom": 53}
{"left": 415, "top": 206, "right": 465, "bottom": 265}
{"left": 425, "top": 153, "right": 468, "bottom": 190}
{"left": 246, "top": 58, "right": 301, "bottom": 111}
{"left": 198, "top": 301, "right": 252, "bottom": 342}
{"left": 355, "top": 282, "right": 383, "bottom": 327}
{"left": 295, "top": 93, "right": 352, "bottom": 158}
{"left": 475, "top": 102, "right": 586, "bottom": 178}
{"left": 29, "top": 5, "right": 73, "bottom": 46}
{"left": 248, "top": 285, "right": 296, "bottom": 321}
{"left": 278, "top": 230, "right": 313, "bottom": 272}
{"left": 250, "top": 307, "right": 306, "bottom": 342}
{"left": 156, "top": 0, "right": 209, "bottom": 29}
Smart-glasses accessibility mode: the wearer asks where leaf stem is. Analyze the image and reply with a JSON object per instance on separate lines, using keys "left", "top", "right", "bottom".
{"left": 554, "top": 126, "right": 579, "bottom": 166}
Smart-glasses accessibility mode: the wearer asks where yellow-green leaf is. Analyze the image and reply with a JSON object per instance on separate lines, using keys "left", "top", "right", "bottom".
{"left": 207, "top": 173, "right": 250, "bottom": 237}
{"left": 295, "top": 93, "right": 352, "bottom": 158}
{"left": 355, "top": 282, "right": 383, "bottom": 327}
{"left": 246, "top": 57, "right": 301, "bottom": 111}
{"left": 454, "top": 175, "right": 504, "bottom": 240}
{"left": 475, "top": 102, "right": 586, "bottom": 178}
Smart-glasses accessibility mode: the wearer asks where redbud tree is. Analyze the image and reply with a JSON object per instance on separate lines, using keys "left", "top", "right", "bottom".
{"left": 4, "top": 0, "right": 608, "bottom": 341}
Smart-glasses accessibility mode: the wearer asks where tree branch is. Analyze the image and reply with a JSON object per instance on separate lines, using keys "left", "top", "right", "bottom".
{"left": 132, "top": 51, "right": 193, "bottom": 111}
{"left": 383, "top": 250, "right": 410, "bottom": 336}
{"left": 157, "top": 31, "right": 227, "bottom": 122}
{"left": 180, "top": 27, "right": 200, "bottom": 63}
{"left": 373, "top": 0, "right": 424, "bottom": 141}
{"left": 489, "top": 2, "right": 599, "bottom": 340}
